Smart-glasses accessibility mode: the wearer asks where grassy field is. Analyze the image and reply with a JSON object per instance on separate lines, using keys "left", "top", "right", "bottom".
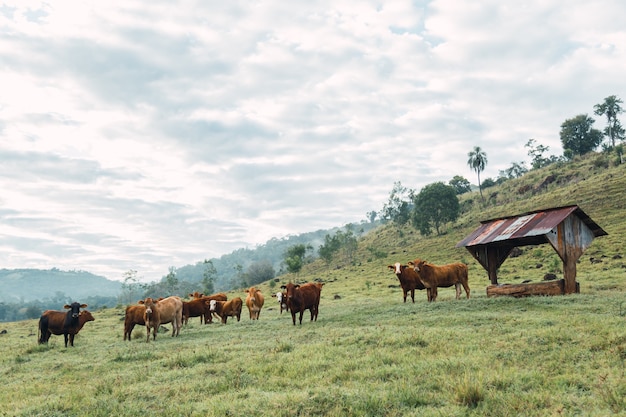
{"left": 0, "top": 153, "right": 625, "bottom": 416}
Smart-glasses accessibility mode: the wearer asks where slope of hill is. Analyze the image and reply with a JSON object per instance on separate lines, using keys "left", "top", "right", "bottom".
{"left": 288, "top": 151, "right": 625, "bottom": 297}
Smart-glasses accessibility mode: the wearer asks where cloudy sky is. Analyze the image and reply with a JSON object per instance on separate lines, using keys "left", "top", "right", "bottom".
{"left": 1, "top": 1, "right": 625, "bottom": 282}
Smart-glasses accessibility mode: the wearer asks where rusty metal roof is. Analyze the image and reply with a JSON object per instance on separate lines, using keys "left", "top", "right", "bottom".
{"left": 456, "top": 205, "right": 607, "bottom": 248}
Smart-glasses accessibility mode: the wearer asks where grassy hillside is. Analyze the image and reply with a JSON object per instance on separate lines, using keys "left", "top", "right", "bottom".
{"left": 0, "top": 152, "right": 624, "bottom": 416}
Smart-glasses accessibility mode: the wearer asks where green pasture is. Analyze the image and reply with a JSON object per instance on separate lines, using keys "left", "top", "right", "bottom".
{"left": 0, "top": 275, "right": 624, "bottom": 417}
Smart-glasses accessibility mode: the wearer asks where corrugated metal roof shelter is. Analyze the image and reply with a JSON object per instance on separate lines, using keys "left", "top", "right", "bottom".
{"left": 456, "top": 205, "right": 607, "bottom": 295}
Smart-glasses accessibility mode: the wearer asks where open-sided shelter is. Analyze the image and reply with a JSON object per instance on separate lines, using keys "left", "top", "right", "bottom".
{"left": 456, "top": 205, "right": 607, "bottom": 296}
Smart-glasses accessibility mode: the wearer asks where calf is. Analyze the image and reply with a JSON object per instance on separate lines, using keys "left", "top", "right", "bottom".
{"left": 182, "top": 292, "right": 228, "bottom": 325}
{"left": 38, "top": 302, "right": 94, "bottom": 347}
{"left": 272, "top": 291, "right": 288, "bottom": 314}
{"left": 123, "top": 304, "right": 145, "bottom": 341}
{"left": 388, "top": 262, "right": 428, "bottom": 303}
{"left": 245, "top": 287, "right": 265, "bottom": 320}
{"left": 281, "top": 282, "right": 323, "bottom": 325}
{"left": 208, "top": 297, "right": 243, "bottom": 324}
{"left": 408, "top": 259, "right": 470, "bottom": 302}
{"left": 138, "top": 296, "right": 183, "bottom": 342}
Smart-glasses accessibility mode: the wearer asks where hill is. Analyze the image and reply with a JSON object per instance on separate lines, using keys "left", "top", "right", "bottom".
{"left": 0, "top": 268, "right": 121, "bottom": 303}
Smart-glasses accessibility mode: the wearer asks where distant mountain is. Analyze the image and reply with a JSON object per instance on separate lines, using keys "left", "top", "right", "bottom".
{"left": 0, "top": 268, "right": 122, "bottom": 303}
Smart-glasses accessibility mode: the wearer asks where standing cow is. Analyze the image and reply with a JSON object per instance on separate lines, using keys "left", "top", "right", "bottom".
{"left": 182, "top": 292, "right": 228, "bottom": 325}
{"left": 138, "top": 296, "right": 183, "bottom": 342}
{"left": 388, "top": 262, "right": 428, "bottom": 303}
{"left": 208, "top": 297, "right": 243, "bottom": 324}
{"left": 245, "top": 287, "right": 265, "bottom": 320}
{"left": 38, "top": 302, "right": 94, "bottom": 347}
{"left": 123, "top": 304, "right": 146, "bottom": 341}
{"left": 281, "top": 282, "right": 323, "bottom": 325}
{"left": 408, "top": 259, "right": 470, "bottom": 302}
{"left": 272, "top": 291, "right": 288, "bottom": 314}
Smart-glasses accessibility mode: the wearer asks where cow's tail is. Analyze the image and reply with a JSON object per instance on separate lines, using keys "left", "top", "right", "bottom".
{"left": 38, "top": 315, "right": 48, "bottom": 344}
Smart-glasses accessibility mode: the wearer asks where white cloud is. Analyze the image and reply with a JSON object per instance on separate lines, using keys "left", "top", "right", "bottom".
{"left": 1, "top": 0, "right": 625, "bottom": 281}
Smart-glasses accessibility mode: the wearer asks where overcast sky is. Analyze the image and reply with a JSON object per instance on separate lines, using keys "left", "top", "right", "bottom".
{"left": 1, "top": 1, "right": 625, "bottom": 282}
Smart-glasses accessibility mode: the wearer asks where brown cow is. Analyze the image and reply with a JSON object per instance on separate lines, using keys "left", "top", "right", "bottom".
{"left": 387, "top": 262, "right": 429, "bottom": 303}
{"left": 408, "top": 259, "right": 470, "bottom": 302}
{"left": 38, "top": 302, "right": 94, "bottom": 347}
{"left": 245, "top": 287, "right": 265, "bottom": 320}
{"left": 208, "top": 297, "right": 243, "bottom": 324}
{"left": 138, "top": 296, "right": 183, "bottom": 342}
{"left": 123, "top": 304, "right": 146, "bottom": 341}
{"left": 281, "top": 282, "right": 323, "bottom": 325}
{"left": 182, "top": 293, "right": 228, "bottom": 325}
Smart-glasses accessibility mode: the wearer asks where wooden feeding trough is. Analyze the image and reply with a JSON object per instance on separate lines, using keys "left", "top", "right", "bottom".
{"left": 456, "top": 205, "right": 607, "bottom": 297}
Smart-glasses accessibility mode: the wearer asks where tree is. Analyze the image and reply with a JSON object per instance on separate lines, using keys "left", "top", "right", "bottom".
{"left": 525, "top": 139, "right": 559, "bottom": 169}
{"left": 560, "top": 114, "right": 603, "bottom": 158}
{"left": 201, "top": 259, "right": 216, "bottom": 295}
{"left": 164, "top": 266, "right": 179, "bottom": 295}
{"left": 319, "top": 233, "right": 341, "bottom": 266}
{"left": 380, "top": 181, "right": 413, "bottom": 227}
{"left": 411, "top": 182, "right": 460, "bottom": 236}
{"left": 245, "top": 260, "right": 275, "bottom": 286}
{"left": 594, "top": 95, "right": 624, "bottom": 148}
{"left": 499, "top": 162, "right": 528, "bottom": 180}
{"left": 467, "top": 146, "right": 487, "bottom": 200}
{"left": 119, "top": 269, "right": 143, "bottom": 305}
{"left": 449, "top": 175, "right": 471, "bottom": 195}
{"left": 283, "top": 244, "right": 312, "bottom": 275}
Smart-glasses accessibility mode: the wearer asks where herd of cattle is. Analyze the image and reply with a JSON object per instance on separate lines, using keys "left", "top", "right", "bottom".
{"left": 36, "top": 259, "right": 469, "bottom": 347}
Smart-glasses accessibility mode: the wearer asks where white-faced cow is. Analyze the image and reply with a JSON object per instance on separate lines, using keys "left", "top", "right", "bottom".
{"left": 208, "top": 297, "right": 243, "bottom": 324}
{"left": 272, "top": 291, "right": 288, "bottom": 314}
{"left": 408, "top": 259, "right": 470, "bottom": 302}
{"left": 38, "top": 302, "right": 94, "bottom": 347}
{"left": 387, "top": 262, "right": 429, "bottom": 303}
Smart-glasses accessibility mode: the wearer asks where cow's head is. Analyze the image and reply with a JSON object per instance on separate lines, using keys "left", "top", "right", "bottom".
{"left": 273, "top": 291, "right": 288, "bottom": 309}
{"left": 388, "top": 262, "right": 405, "bottom": 275}
{"left": 79, "top": 310, "right": 96, "bottom": 323}
{"left": 408, "top": 259, "right": 425, "bottom": 272}
{"left": 138, "top": 298, "right": 157, "bottom": 319}
{"left": 64, "top": 302, "right": 88, "bottom": 319}
{"left": 208, "top": 299, "right": 218, "bottom": 312}
{"left": 282, "top": 283, "right": 299, "bottom": 302}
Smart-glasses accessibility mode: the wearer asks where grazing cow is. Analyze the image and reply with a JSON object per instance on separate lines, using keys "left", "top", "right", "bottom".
{"left": 138, "top": 296, "right": 183, "bottom": 342}
{"left": 387, "top": 262, "right": 429, "bottom": 303}
{"left": 38, "top": 302, "right": 94, "bottom": 347}
{"left": 123, "top": 304, "right": 146, "bottom": 341}
{"left": 272, "top": 291, "right": 288, "bottom": 314}
{"left": 408, "top": 259, "right": 470, "bottom": 302}
{"left": 245, "top": 287, "right": 265, "bottom": 320}
{"left": 281, "top": 282, "right": 323, "bottom": 326}
{"left": 208, "top": 297, "right": 243, "bottom": 324}
{"left": 182, "top": 293, "right": 228, "bottom": 325}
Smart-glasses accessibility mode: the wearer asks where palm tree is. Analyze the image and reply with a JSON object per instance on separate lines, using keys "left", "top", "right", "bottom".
{"left": 594, "top": 95, "right": 624, "bottom": 148}
{"left": 467, "top": 146, "right": 488, "bottom": 200}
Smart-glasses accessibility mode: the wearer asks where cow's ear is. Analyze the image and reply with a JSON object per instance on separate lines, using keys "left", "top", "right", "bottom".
{"left": 280, "top": 285, "right": 286, "bottom": 289}
{"left": 138, "top": 300, "right": 145, "bottom": 304}
{"left": 271, "top": 293, "right": 277, "bottom": 297}
{"left": 387, "top": 265, "right": 394, "bottom": 270}
{"left": 294, "top": 285, "right": 300, "bottom": 289}
{"left": 407, "top": 262, "right": 414, "bottom": 267}
{"left": 63, "top": 304, "right": 71, "bottom": 309}
{"left": 80, "top": 304, "right": 88, "bottom": 309}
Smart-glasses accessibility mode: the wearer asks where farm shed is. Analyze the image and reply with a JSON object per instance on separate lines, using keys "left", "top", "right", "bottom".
{"left": 456, "top": 205, "right": 607, "bottom": 296}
